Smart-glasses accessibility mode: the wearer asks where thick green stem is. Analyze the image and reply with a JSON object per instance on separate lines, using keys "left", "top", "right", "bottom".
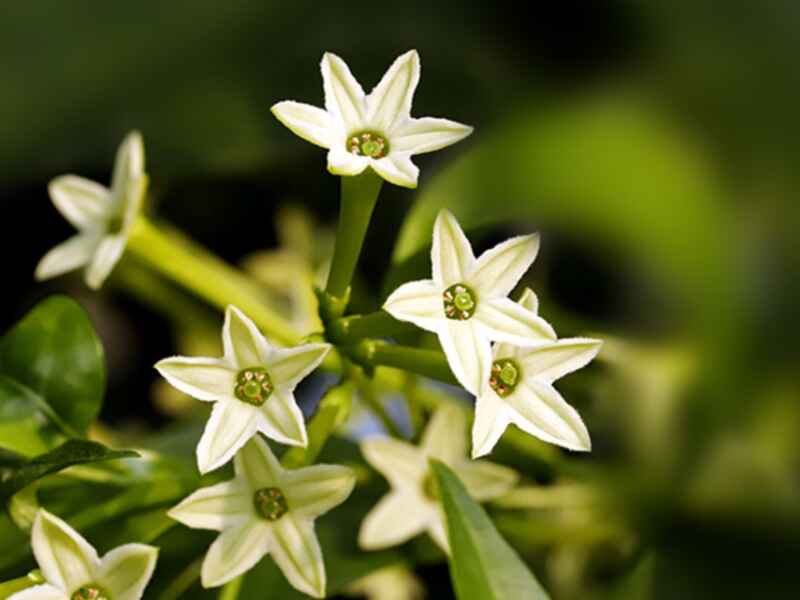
{"left": 324, "top": 171, "right": 383, "bottom": 300}
{"left": 126, "top": 218, "right": 299, "bottom": 345}
{"left": 281, "top": 382, "right": 354, "bottom": 469}
{"left": 350, "top": 341, "right": 459, "bottom": 386}
{"left": 0, "top": 571, "right": 42, "bottom": 597}
{"left": 328, "top": 310, "right": 417, "bottom": 344}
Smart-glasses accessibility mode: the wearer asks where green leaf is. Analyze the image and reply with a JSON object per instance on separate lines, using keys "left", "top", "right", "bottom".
{"left": 0, "top": 295, "right": 106, "bottom": 437}
{"left": 0, "top": 439, "right": 138, "bottom": 503}
{"left": 430, "top": 460, "right": 550, "bottom": 600}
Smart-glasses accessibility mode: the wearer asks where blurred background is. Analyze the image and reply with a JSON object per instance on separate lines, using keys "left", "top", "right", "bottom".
{"left": 1, "top": 1, "right": 799, "bottom": 598}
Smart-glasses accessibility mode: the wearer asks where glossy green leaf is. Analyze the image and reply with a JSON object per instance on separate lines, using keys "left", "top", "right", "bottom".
{"left": 0, "top": 439, "right": 138, "bottom": 503}
{"left": 0, "top": 295, "right": 106, "bottom": 437}
{"left": 430, "top": 460, "right": 550, "bottom": 600}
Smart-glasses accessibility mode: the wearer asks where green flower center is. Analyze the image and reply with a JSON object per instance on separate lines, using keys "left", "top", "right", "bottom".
{"left": 443, "top": 283, "right": 477, "bottom": 320}
{"left": 71, "top": 585, "right": 110, "bottom": 600}
{"left": 347, "top": 131, "right": 389, "bottom": 158}
{"left": 421, "top": 474, "right": 439, "bottom": 502}
{"left": 489, "top": 358, "right": 521, "bottom": 397}
{"left": 234, "top": 367, "right": 273, "bottom": 406}
{"left": 253, "top": 487, "right": 289, "bottom": 521}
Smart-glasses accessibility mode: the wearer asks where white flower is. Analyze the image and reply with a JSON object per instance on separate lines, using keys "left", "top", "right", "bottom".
{"left": 35, "top": 131, "right": 147, "bottom": 290}
{"left": 472, "top": 288, "right": 601, "bottom": 458}
{"left": 9, "top": 509, "right": 157, "bottom": 600}
{"left": 358, "top": 404, "right": 517, "bottom": 553}
{"left": 271, "top": 50, "right": 473, "bottom": 189}
{"left": 155, "top": 305, "right": 331, "bottom": 474}
{"left": 383, "top": 209, "right": 556, "bottom": 394}
{"left": 168, "top": 436, "right": 355, "bottom": 597}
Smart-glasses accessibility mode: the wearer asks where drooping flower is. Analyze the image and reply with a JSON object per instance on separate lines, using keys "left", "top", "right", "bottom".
{"left": 155, "top": 305, "right": 331, "bottom": 474}
{"left": 384, "top": 209, "right": 556, "bottom": 394}
{"left": 8, "top": 509, "right": 157, "bottom": 600}
{"left": 472, "top": 288, "right": 601, "bottom": 458}
{"left": 358, "top": 404, "right": 517, "bottom": 553}
{"left": 168, "top": 436, "right": 355, "bottom": 597}
{"left": 271, "top": 50, "right": 473, "bottom": 188}
{"left": 35, "top": 131, "right": 147, "bottom": 290}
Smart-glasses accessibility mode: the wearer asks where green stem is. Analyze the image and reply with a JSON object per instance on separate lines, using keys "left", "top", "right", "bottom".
{"left": 350, "top": 341, "right": 459, "bottom": 386}
{"left": 281, "top": 382, "right": 354, "bottom": 469}
{"left": 328, "top": 310, "right": 417, "bottom": 344}
{"left": 158, "top": 557, "right": 203, "bottom": 600}
{"left": 324, "top": 171, "right": 383, "bottom": 300}
{"left": 0, "top": 571, "right": 43, "bottom": 597}
{"left": 218, "top": 575, "right": 244, "bottom": 600}
{"left": 126, "top": 218, "right": 299, "bottom": 345}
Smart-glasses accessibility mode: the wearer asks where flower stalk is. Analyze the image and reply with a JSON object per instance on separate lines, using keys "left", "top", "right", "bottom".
{"left": 127, "top": 217, "right": 299, "bottom": 345}
{"left": 324, "top": 170, "right": 383, "bottom": 300}
{"left": 347, "top": 340, "right": 458, "bottom": 386}
{"left": 327, "top": 310, "right": 417, "bottom": 344}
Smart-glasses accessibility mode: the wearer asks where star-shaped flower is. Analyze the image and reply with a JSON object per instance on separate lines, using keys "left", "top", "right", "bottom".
{"left": 35, "top": 131, "right": 147, "bottom": 290}
{"left": 9, "top": 509, "right": 157, "bottom": 600}
{"left": 383, "top": 209, "right": 556, "bottom": 394}
{"left": 168, "top": 436, "right": 355, "bottom": 597}
{"left": 271, "top": 50, "right": 473, "bottom": 189}
{"left": 358, "top": 404, "right": 518, "bottom": 553}
{"left": 155, "top": 305, "right": 331, "bottom": 474}
{"left": 472, "top": 288, "right": 601, "bottom": 458}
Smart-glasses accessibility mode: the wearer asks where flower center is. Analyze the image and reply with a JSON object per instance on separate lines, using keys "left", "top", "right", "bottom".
{"left": 347, "top": 131, "right": 389, "bottom": 158}
{"left": 443, "top": 283, "right": 477, "bottom": 320}
{"left": 489, "top": 358, "right": 521, "bottom": 397}
{"left": 421, "top": 474, "right": 439, "bottom": 501}
{"left": 234, "top": 367, "right": 273, "bottom": 406}
{"left": 253, "top": 487, "right": 288, "bottom": 521}
{"left": 71, "top": 585, "right": 110, "bottom": 600}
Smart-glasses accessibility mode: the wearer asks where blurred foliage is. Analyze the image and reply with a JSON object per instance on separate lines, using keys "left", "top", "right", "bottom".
{"left": 2, "top": 1, "right": 800, "bottom": 599}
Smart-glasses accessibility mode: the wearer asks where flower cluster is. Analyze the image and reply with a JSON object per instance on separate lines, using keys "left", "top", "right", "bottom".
{"left": 21, "top": 48, "right": 603, "bottom": 599}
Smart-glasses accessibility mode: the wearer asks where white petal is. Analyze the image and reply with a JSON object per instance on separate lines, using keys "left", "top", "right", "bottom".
{"left": 516, "top": 338, "right": 602, "bottom": 384}
{"left": 154, "top": 357, "right": 235, "bottom": 402}
{"left": 32, "top": 510, "right": 99, "bottom": 593}
{"left": 370, "top": 153, "right": 419, "bottom": 188}
{"left": 392, "top": 117, "right": 473, "bottom": 155}
{"left": 360, "top": 437, "right": 425, "bottom": 490}
{"left": 358, "top": 492, "right": 429, "bottom": 550}
{"left": 507, "top": 381, "right": 591, "bottom": 452}
{"left": 257, "top": 388, "right": 308, "bottom": 447}
{"left": 421, "top": 404, "right": 467, "bottom": 464}
{"left": 283, "top": 464, "right": 355, "bottom": 519}
{"left": 200, "top": 521, "right": 270, "bottom": 588}
{"left": 470, "top": 392, "right": 511, "bottom": 459}
{"left": 234, "top": 436, "right": 283, "bottom": 489}
{"left": 517, "top": 287, "right": 540, "bottom": 314}
{"left": 7, "top": 584, "right": 66, "bottom": 600}
{"left": 48, "top": 175, "right": 111, "bottom": 231}
{"left": 111, "top": 131, "right": 145, "bottom": 203}
{"left": 167, "top": 480, "right": 252, "bottom": 531}
{"left": 383, "top": 279, "right": 443, "bottom": 333}
{"left": 455, "top": 460, "right": 518, "bottom": 502}
{"left": 269, "top": 343, "right": 331, "bottom": 389}
{"left": 223, "top": 305, "right": 270, "bottom": 368}
{"left": 271, "top": 101, "right": 335, "bottom": 149}
{"left": 431, "top": 209, "right": 475, "bottom": 287}
{"left": 426, "top": 516, "right": 450, "bottom": 554}
{"left": 321, "top": 52, "right": 365, "bottom": 131}
{"left": 470, "top": 234, "right": 540, "bottom": 299}
{"left": 34, "top": 234, "right": 98, "bottom": 281}
{"left": 270, "top": 516, "right": 326, "bottom": 598}
{"left": 437, "top": 321, "right": 491, "bottom": 395}
{"left": 84, "top": 234, "right": 126, "bottom": 290}
{"left": 366, "top": 50, "right": 419, "bottom": 132}
{"left": 474, "top": 297, "right": 556, "bottom": 345}
{"left": 492, "top": 287, "right": 542, "bottom": 359}
{"left": 197, "top": 400, "right": 259, "bottom": 474}
{"left": 327, "top": 147, "right": 369, "bottom": 176}
{"left": 96, "top": 544, "right": 158, "bottom": 600}
{"left": 118, "top": 171, "right": 146, "bottom": 234}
